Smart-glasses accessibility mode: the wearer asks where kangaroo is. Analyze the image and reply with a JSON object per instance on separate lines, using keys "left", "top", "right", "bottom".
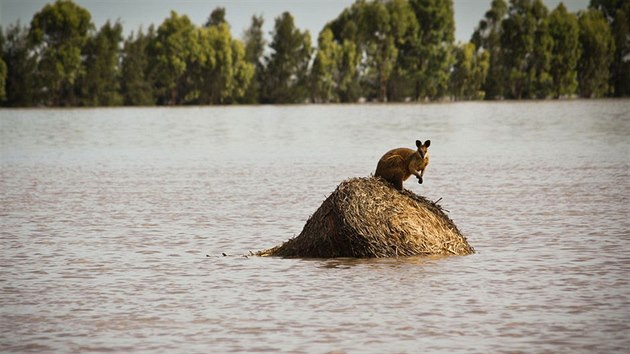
{"left": 374, "top": 140, "right": 431, "bottom": 190}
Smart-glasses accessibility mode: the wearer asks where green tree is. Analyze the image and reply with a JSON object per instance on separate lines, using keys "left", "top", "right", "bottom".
{"left": 530, "top": 0, "right": 553, "bottom": 98}
{"left": 205, "top": 7, "right": 227, "bottom": 27}
{"left": 355, "top": 0, "right": 418, "bottom": 101}
{"left": 324, "top": 13, "right": 362, "bottom": 102}
{"left": 472, "top": 0, "right": 508, "bottom": 99}
{"left": 121, "top": 27, "right": 155, "bottom": 105}
{"left": 325, "top": 0, "right": 418, "bottom": 102}
{"left": 500, "top": 0, "right": 552, "bottom": 99}
{"left": 348, "top": 0, "right": 398, "bottom": 101}
{"left": 1, "top": 24, "right": 38, "bottom": 106}
{"left": 384, "top": 0, "right": 419, "bottom": 101}
{"left": 450, "top": 42, "right": 490, "bottom": 100}
{"left": 227, "top": 38, "right": 255, "bottom": 103}
{"left": 408, "top": 0, "right": 455, "bottom": 100}
{"left": 193, "top": 22, "right": 254, "bottom": 104}
{"left": 148, "top": 11, "right": 197, "bottom": 104}
{"left": 548, "top": 3, "right": 580, "bottom": 98}
{"left": 577, "top": 8, "right": 615, "bottom": 97}
{"left": 0, "top": 29, "right": 5, "bottom": 101}
{"left": 241, "top": 15, "right": 265, "bottom": 103}
{"left": 29, "top": 0, "right": 93, "bottom": 106}
{"left": 0, "top": 57, "right": 6, "bottom": 101}
{"left": 147, "top": 10, "right": 252, "bottom": 105}
{"left": 260, "top": 12, "right": 312, "bottom": 103}
{"left": 589, "top": 0, "right": 630, "bottom": 96}
{"left": 193, "top": 22, "right": 226, "bottom": 104}
{"left": 78, "top": 21, "right": 123, "bottom": 106}
{"left": 500, "top": 3, "right": 529, "bottom": 99}
{"left": 325, "top": 4, "right": 368, "bottom": 101}
{"left": 311, "top": 28, "right": 340, "bottom": 102}
{"left": 336, "top": 39, "right": 362, "bottom": 102}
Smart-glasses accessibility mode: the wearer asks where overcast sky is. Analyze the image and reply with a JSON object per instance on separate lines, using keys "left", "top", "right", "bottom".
{"left": 1, "top": 0, "right": 589, "bottom": 43}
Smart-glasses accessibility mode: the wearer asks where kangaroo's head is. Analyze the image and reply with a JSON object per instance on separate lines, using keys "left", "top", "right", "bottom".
{"left": 415, "top": 140, "right": 431, "bottom": 159}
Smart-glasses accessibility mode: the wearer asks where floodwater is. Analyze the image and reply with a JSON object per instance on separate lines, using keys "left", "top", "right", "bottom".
{"left": 1, "top": 101, "right": 629, "bottom": 353}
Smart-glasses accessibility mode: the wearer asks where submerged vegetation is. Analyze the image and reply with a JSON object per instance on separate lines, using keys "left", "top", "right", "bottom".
{"left": 1, "top": 0, "right": 628, "bottom": 106}
{"left": 257, "top": 177, "right": 474, "bottom": 258}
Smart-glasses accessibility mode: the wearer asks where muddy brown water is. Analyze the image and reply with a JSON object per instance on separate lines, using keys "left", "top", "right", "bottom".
{"left": 1, "top": 101, "right": 629, "bottom": 353}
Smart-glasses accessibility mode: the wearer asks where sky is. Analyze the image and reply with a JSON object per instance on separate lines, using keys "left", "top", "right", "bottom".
{"left": 1, "top": 0, "right": 589, "bottom": 43}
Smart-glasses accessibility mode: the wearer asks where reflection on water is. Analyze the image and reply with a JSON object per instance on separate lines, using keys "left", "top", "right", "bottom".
{"left": 316, "top": 255, "right": 450, "bottom": 269}
{"left": 1, "top": 101, "right": 629, "bottom": 352}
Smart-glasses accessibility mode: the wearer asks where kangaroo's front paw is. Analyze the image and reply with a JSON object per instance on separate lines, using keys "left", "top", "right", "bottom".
{"left": 417, "top": 177, "right": 423, "bottom": 184}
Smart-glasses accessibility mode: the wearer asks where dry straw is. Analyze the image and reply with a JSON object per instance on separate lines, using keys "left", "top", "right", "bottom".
{"left": 257, "top": 177, "right": 474, "bottom": 258}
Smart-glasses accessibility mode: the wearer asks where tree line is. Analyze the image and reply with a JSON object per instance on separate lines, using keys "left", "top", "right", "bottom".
{"left": 0, "top": 0, "right": 627, "bottom": 106}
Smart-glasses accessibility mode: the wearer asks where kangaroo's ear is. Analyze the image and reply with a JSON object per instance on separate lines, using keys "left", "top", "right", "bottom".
{"left": 424, "top": 140, "right": 431, "bottom": 148}
{"left": 416, "top": 140, "right": 422, "bottom": 148}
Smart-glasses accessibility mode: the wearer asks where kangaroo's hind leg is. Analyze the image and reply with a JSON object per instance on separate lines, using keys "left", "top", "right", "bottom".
{"left": 392, "top": 178, "right": 403, "bottom": 191}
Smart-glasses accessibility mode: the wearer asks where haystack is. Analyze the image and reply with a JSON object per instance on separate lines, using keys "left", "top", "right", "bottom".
{"left": 257, "top": 177, "right": 473, "bottom": 258}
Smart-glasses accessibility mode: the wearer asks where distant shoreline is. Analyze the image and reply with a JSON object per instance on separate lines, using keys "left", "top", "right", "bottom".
{"left": 2, "top": 97, "right": 629, "bottom": 111}
{"left": 2, "top": 0, "right": 627, "bottom": 107}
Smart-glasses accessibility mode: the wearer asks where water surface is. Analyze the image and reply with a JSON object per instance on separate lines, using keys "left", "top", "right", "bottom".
{"left": 1, "top": 101, "right": 629, "bottom": 352}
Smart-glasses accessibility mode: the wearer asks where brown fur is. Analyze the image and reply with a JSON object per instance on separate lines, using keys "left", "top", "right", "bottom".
{"left": 375, "top": 140, "right": 430, "bottom": 190}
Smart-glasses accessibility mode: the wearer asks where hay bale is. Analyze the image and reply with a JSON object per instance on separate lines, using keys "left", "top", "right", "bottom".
{"left": 257, "top": 177, "right": 474, "bottom": 258}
